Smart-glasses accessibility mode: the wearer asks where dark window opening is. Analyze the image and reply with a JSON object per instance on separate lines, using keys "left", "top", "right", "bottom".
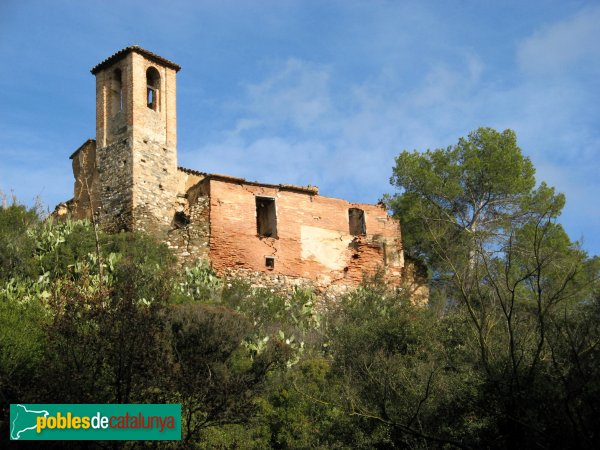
{"left": 111, "top": 69, "right": 123, "bottom": 116}
{"left": 173, "top": 211, "right": 190, "bottom": 228}
{"left": 146, "top": 67, "right": 160, "bottom": 111}
{"left": 147, "top": 88, "right": 155, "bottom": 108}
{"left": 265, "top": 257, "right": 275, "bottom": 269}
{"left": 256, "top": 197, "right": 277, "bottom": 238}
{"left": 349, "top": 208, "right": 366, "bottom": 235}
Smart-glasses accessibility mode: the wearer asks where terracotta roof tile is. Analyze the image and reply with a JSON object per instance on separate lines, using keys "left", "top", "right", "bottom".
{"left": 91, "top": 46, "right": 181, "bottom": 74}
{"left": 177, "top": 166, "right": 319, "bottom": 195}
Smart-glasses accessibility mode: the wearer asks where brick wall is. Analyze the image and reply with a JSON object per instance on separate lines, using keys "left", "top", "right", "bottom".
{"left": 208, "top": 178, "right": 404, "bottom": 289}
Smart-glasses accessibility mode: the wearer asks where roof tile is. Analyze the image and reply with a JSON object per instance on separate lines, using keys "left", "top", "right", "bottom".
{"left": 91, "top": 45, "right": 181, "bottom": 74}
{"left": 177, "top": 166, "right": 319, "bottom": 195}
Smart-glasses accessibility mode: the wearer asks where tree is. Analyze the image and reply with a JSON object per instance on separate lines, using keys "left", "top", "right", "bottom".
{"left": 166, "top": 302, "right": 292, "bottom": 444}
{"left": 388, "top": 127, "right": 538, "bottom": 270}
{"left": 327, "top": 281, "right": 483, "bottom": 449}
{"left": 388, "top": 127, "right": 600, "bottom": 448}
{"left": 40, "top": 241, "right": 175, "bottom": 405}
{"left": 0, "top": 195, "right": 39, "bottom": 280}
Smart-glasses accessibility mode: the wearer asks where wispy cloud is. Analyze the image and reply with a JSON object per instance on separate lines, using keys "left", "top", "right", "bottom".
{"left": 181, "top": 53, "right": 490, "bottom": 202}
{"left": 242, "top": 59, "right": 333, "bottom": 132}
{"left": 517, "top": 5, "right": 600, "bottom": 76}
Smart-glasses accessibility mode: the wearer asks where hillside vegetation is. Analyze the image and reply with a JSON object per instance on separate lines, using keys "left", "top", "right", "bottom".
{"left": 1, "top": 128, "right": 599, "bottom": 449}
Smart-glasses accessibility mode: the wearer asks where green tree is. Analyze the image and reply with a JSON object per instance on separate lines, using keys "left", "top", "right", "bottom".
{"left": 388, "top": 127, "right": 538, "bottom": 269}
{"left": 40, "top": 249, "right": 174, "bottom": 405}
{"left": 0, "top": 295, "right": 46, "bottom": 405}
{"left": 166, "top": 302, "right": 292, "bottom": 445}
{"left": 0, "top": 196, "right": 39, "bottom": 280}
{"left": 388, "top": 127, "right": 600, "bottom": 448}
{"left": 0, "top": 199, "right": 47, "bottom": 434}
{"left": 328, "top": 282, "right": 482, "bottom": 449}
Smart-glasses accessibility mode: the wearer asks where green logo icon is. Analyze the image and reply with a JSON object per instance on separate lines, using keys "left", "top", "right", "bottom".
{"left": 10, "top": 404, "right": 181, "bottom": 441}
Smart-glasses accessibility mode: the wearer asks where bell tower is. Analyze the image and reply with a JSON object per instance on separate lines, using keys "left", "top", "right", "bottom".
{"left": 91, "top": 46, "right": 180, "bottom": 233}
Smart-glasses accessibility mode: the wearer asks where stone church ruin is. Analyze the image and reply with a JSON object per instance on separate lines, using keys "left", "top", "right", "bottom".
{"left": 56, "top": 46, "right": 427, "bottom": 301}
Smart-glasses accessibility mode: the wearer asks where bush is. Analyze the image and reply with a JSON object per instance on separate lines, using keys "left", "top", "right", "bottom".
{"left": 0, "top": 197, "right": 39, "bottom": 280}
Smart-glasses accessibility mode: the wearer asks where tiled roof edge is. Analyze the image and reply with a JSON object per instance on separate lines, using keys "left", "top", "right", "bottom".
{"left": 177, "top": 166, "right": 319, "bottom": 195}
{"left": 69, "top": 139, "right": 96, "bottom": 159}
{"left": 91, "top": 45, "right": 181, "bottom": 74}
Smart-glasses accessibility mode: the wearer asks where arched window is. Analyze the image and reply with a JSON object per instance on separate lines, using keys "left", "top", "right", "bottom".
{"left": 146, "top": 67, "right": 160, "bottom": 111}
{"left": 111, "top": 69, "right": 122, "bottom": 115}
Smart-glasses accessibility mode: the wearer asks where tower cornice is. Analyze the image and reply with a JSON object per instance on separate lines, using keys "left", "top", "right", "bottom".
{"left": 91, "top": 45, "right": 181, "bottom": 74}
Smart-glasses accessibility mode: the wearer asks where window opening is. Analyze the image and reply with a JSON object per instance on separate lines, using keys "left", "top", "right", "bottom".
{"left": 349, "top": 208, "right": 366, "bottom": 235}
{"left": 256, "top": 197, "right": 277, "bottom": 238}
{"left": 146, "top": 67, "right": 160, "bottom": 111}
{"left": 147, "top": 89, "right": 155, "bottom": 108}
{"left": 173, "top": 211, "right": 190, "bottom": 229}
{"left": 265, "top": 257, "right": 275, "bottom": 269}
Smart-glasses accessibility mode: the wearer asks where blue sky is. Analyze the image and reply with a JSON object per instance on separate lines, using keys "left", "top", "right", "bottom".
{"left": 0, "top": 0, "right": 598, "bottom": 255}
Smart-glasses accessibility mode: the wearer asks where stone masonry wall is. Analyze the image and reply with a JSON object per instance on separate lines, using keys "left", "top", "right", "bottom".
{"left": 70, "top": 140, "right": 100, "bottom": 221}
{"left": 166, "top": 182, "right": 210, "bottom": 265}
{"left": 220, "top": 267, "right": 353, "bottom": 311}
{"left": 95, "top": 53, "right": 132, "bottom": 149}
{"left": 219, "top": 266, "right": 427, "bottom": 311}
{"left": 132, "top": 137, "right": 178, "bottom": 236}
{"left": 96, "top": 138, "right": 135, "bottom": 231}
{"left": 91, "top": 50, "right": 178, "bottom": 235}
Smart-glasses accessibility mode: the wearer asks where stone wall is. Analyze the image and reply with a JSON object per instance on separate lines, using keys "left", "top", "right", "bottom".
{"left": 166, "top": 181, "right": 210, "bottom": 265}
{"left": 220, "top": 266, "right": 425, "bottom": 311}
{"left": 95, "top": 138, "right": 135, "bottom": 231}
{"left": 95, "top": 52, "right": 132, "bottom": 149}
{"left": 69, "top": 139, "right": 100, "bottom": 221}
{"left": 128, "top": 52, "right": 178, "bottom": 236}
{"left": 221, "top": 267, "right": 337, "bottom": 310}
{"left": 91, "top": 49, "right": 179, "bottom": 235}
{"left": 131, "top": 136, "right": 178, "bottom": 236}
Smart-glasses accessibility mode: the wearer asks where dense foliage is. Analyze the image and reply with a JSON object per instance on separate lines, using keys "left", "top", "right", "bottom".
{"left": 1, "top": 129, "right": 598, "bottom": 448}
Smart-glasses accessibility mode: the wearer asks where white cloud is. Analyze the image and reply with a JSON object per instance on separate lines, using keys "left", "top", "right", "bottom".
{"left": 182, "top": 54, "right": 490, "bottom": 203}
{"left": 517, "top": 6, "right": 600, "bottom": 76}
{"left": 242, "top": 58, "right": 333, "bottom": 131}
